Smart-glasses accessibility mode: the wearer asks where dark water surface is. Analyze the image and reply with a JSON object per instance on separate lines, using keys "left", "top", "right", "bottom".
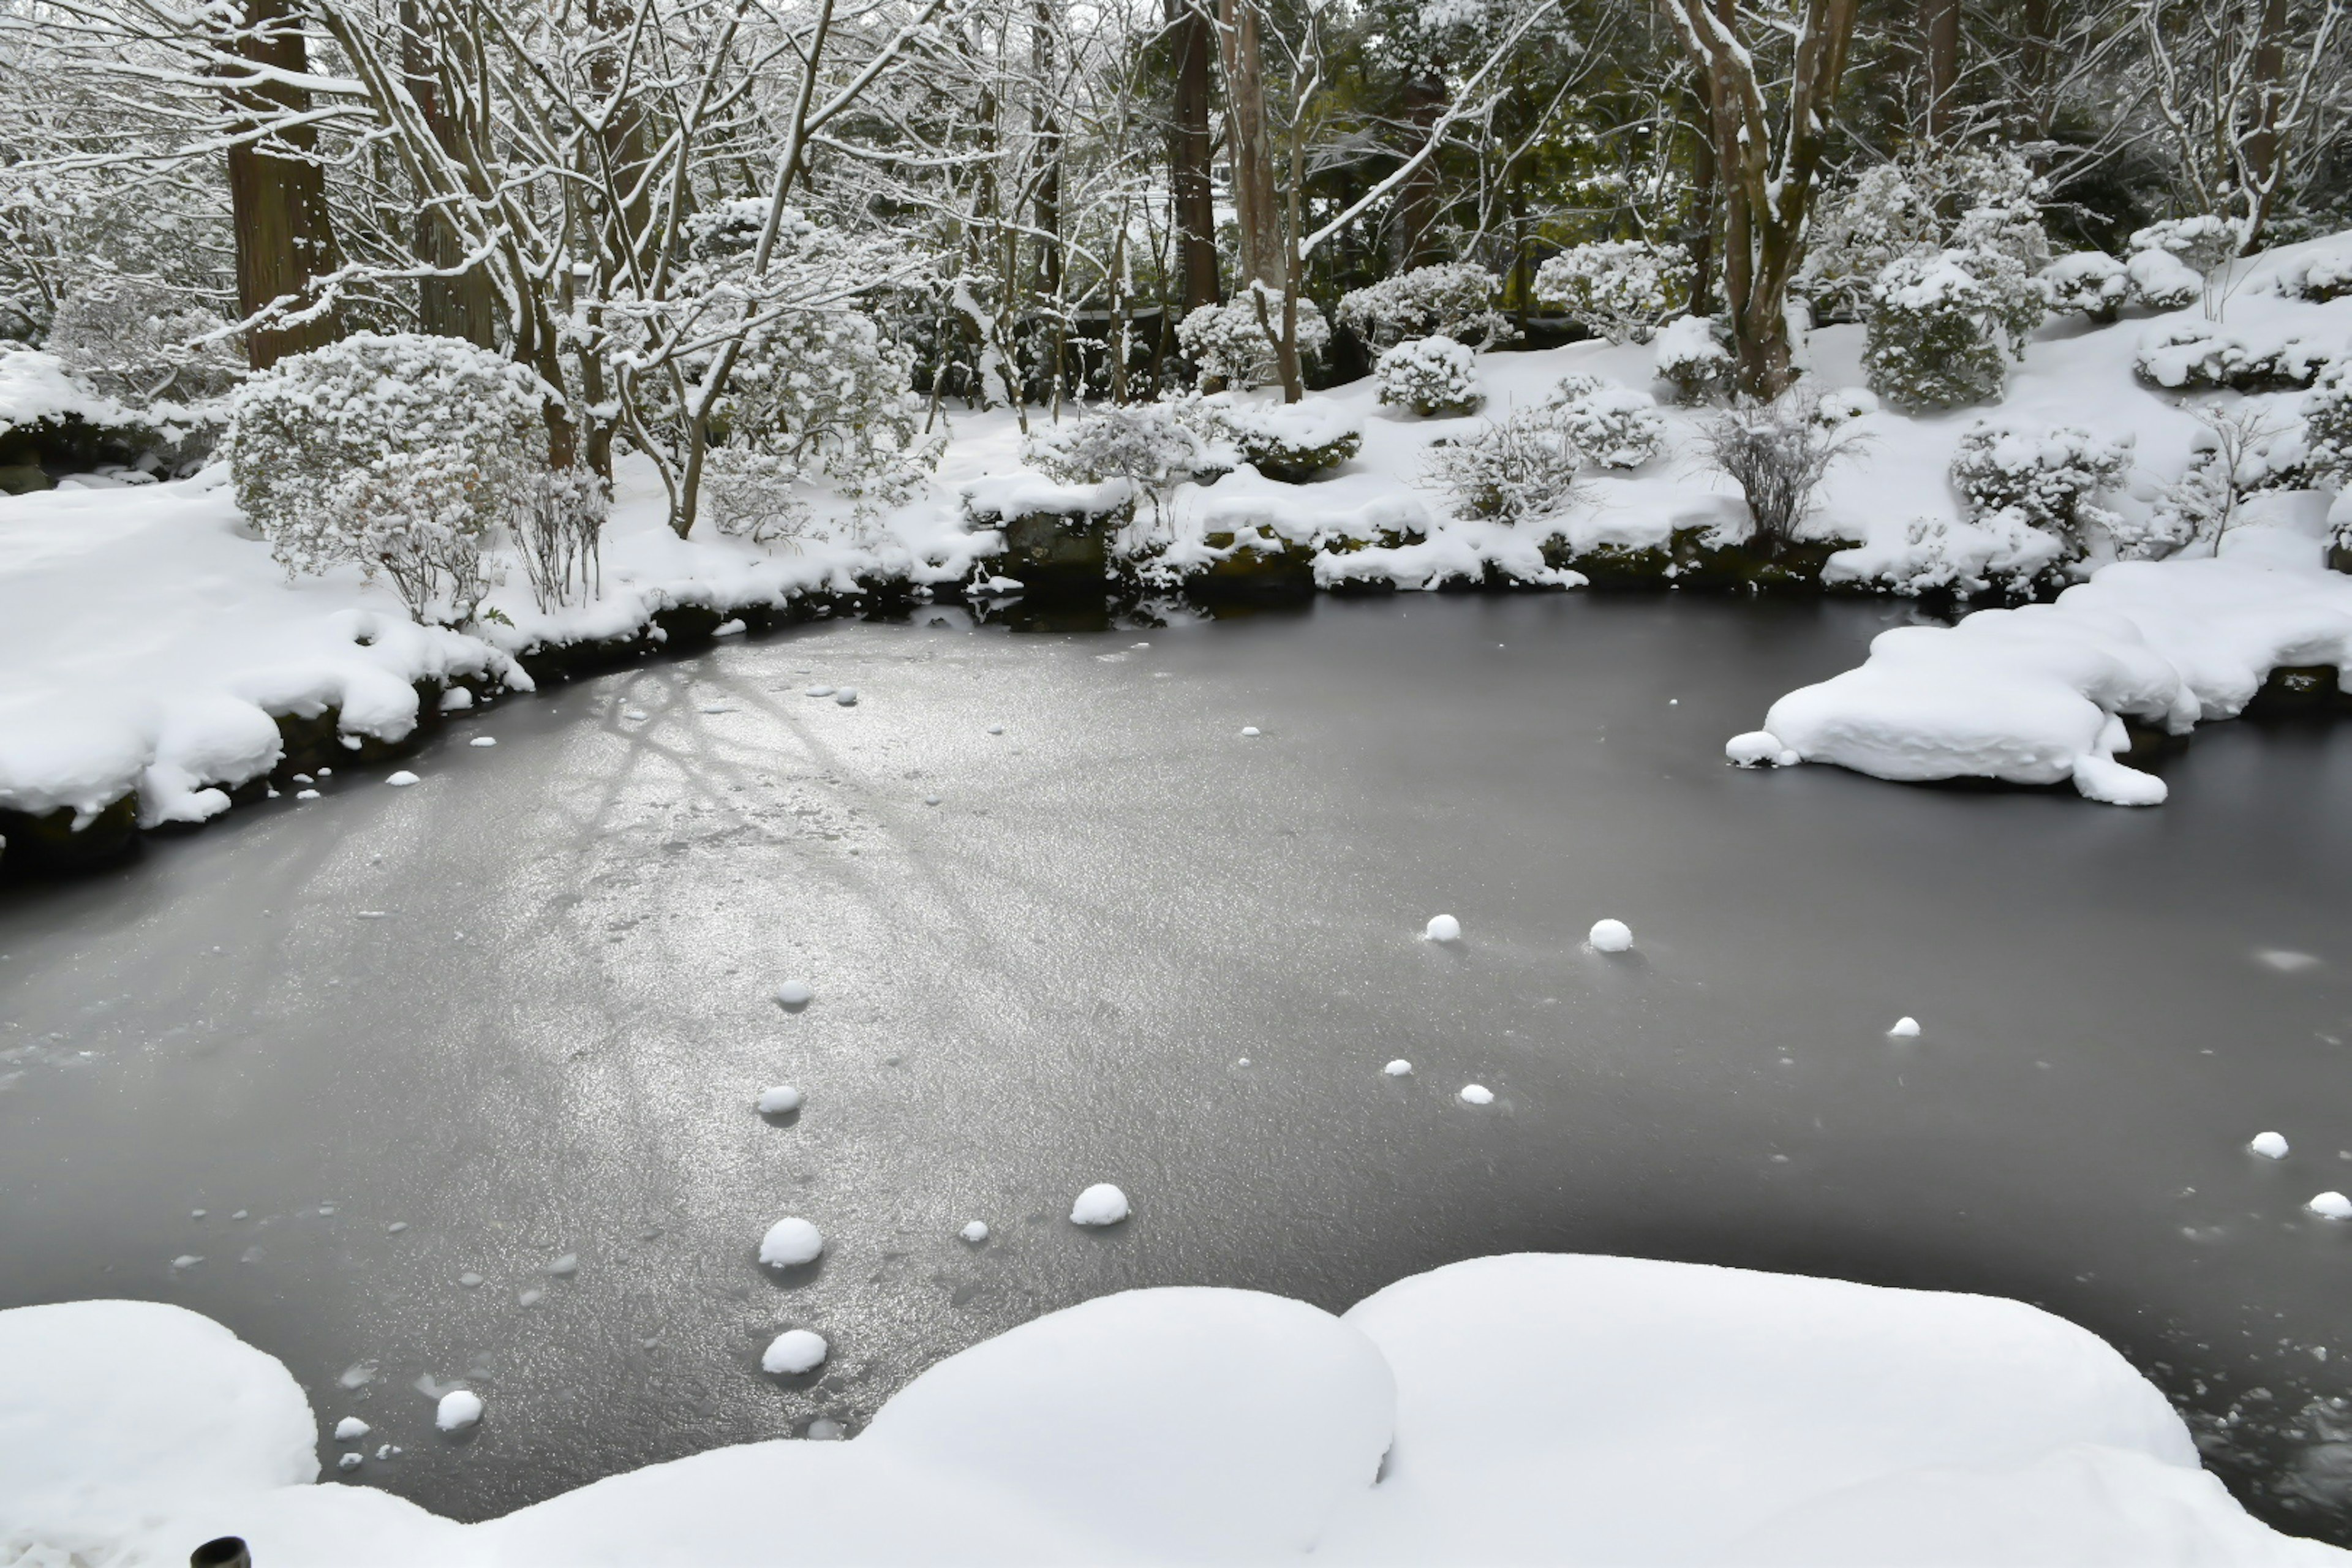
{"left": 6, "top": 594, "right": 2352, "bottom": 1540}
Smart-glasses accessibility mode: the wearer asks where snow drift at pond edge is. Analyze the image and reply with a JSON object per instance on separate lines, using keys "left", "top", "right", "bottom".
{"left": 2, "top": 1254, "right": 2337, "bottom": 1566}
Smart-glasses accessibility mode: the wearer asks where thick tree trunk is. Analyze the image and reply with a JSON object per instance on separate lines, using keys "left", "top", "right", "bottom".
{"left": 1168, "top": 0, "right": 1221, "bottom": 311}
{"left": 2239, "top": 0, "right": 2294, "bottom": 252}
{"left": 222, "top": 0, "right": 341, "bottom": 370}
{"left": 1393, "top": 69, "right": 1446, "bottom": 268}
{"left": 1687, "top": 83, "right": 1719, "bottom": 315}
{"left": 1033, "top": 0, "right": 1063, "bottom": 301}
{"left": 400, "top": 0, "right": 495, "bottom": 346}
{"left": 1921, "top": 0, "right": 1960, "bottom": 143}
{"left": 1218, "top": 0, "right": 1283, "bottom": 287}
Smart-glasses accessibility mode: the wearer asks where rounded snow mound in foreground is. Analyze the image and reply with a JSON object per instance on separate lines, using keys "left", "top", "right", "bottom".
{"left": 761, "top": 1330, "right": 829, "bottom": 1376}
{"left": 1422, "top": 913, "right": 1461, "bottom": 943}
{"left": 1588, "top": 918, "right": 1632, "bottom": 953}
{"left": 1, "top": 1255, "right": 2332, "bottom": 1565}
{"left": 1726, "top": 730, "right": 1801, "bottom": 767}
{"left": 434, "top": 1390, "right": 483, "bottom": 1432}
{"left": 759, "top": 1217, "right": 824, "bottom": 1267}
{"left": 1069, "top": 1183, "right": 1129, "bottom": 1226}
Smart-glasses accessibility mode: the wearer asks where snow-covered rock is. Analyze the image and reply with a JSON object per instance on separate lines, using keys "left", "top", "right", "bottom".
{"left": 1070, "top": 1184, "right": 1130, "bottom": 1226}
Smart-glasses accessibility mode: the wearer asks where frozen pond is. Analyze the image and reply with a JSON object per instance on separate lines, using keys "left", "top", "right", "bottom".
{"left": 6, "top": 594, "right": 2352, "bottom": 1539}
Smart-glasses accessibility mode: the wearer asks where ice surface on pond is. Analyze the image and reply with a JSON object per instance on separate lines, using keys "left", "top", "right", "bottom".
{"left": 1423, "top": 913, "right": 1461, "bottom": 943}
{"left": 1384, "top": 1060, "right": 1414, "bottom": 1077}
{"left": 1588, "top": 919, "right": 1632, "bottom": 953}
{"left": 384, "top": 771, "right": 420, "bottom": 787}
{"left": 756, "top": 1085, "right": 804, "bottom": 1115}
{"left": 333, "top": 1417, "right": 369, "bottom": 1441}
{"left": 2307, "top": 1191, "right": 2352, "bottom": 1219}
{"left": 960, "top": 1221, "right": 990, "bottom": 1243}
{"left": 2251, "top": 1131, "right": 2291, "bottom": 1159}
{"left": 1458, "top": 1084, "right": 1494, "bottom": 1106}
{"left": 760, "top": 1218, "right": 824, "bottom": 1267}
{"left": 1070, "top": 1184, "right": 1129, "bottom": 1226}
{"left": 434, "top": 1389, "right": 482, "bottom": 1431}
{"left": 762, "top": 1330, "right": 829, "bottom": 1376}
{"left": 1888, "top": 1017, "right": 1921, "bottom": 1038}
{"left": 774, "top": 980, "right": 815, "bottom": 1011}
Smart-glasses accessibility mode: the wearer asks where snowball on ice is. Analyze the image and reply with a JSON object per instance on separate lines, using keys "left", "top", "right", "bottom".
{"left": 2256, "top": 949, "right": 2321, "bottom": 972}
{"left": 295, "top": 788, "right": 319, "bottom": 800}
{"left": 760, "top": 1218, "right": 825, "bottom": 1267}
{"left": 1458, "top": 1084, "right": 1494, "bottom": 1106}
{"left": 2250, "top": 1131, "right": 2290, "bottom": 1159}
{"left": 1588, "top": 919, "right": 1632, "bottom": 953}
{"left": 337, "top": 1452, "right": 362, "bottom": 1471}
{"left": 469, "top": 736, "right": 497, "bottom": 748}
{"left": 547, "top": 1253, "right": 579, "bottom": 1277}
{"left": 1240, "top": 726, "right": 1261, "bottom": 737}
{"left": 806, "top": 686, "right": 834, "bottom": 698}
{"left": 171, "top": 1254, "right": 201, "bottom": 1269}
{"left": 757, "top": 1085, "right": 804, "bottom": 1115}
{"left": 762, "top": 1330, "right": 830, "bottom": 1376}
{"left": 439, "top": 687, "right": 473, "bottom": 712}
{"left": 1069, "top": 1184, "right": 1130, "bottom": 1226}
{"left": 960, "top": 1221, "right": 990, "bottom": 1244}
{"left": 1888, "top": 1017, "right": 1922, "bottom": 1038}
{"left": 434, "top": 1390, "right": 483, "bottom": 1431}
{"left": 2308, "top": 1191, "right": 2352, "bottom": 1219}
{"left": 986, "top": 723, "right": 1004, "bottom": 734}
{"left": 518, "top": 1289, "right": 544, "bottom": 1307}
{"left": 384, "top": 771, "right": 420, "bottom": 787}
{"left": 834, "top": 688, "right": 859, "bottom": 707}
{"left": 334, "top": 1417, "right": 370, "bottom": 1441}
{"left": 774, "top": 980, "right": 815, "bottom": 1011}
{"left": 1384, "top": 1060, "right": 1414, "bottom": 1077}
{"left": 458, "top": 1273, "right": 483, "bottom": 1288}
{"left": 1423, "top": 913, "right": 1461, "bottom": 943}
{"left": 1725, "top": 731, "right": 1800, "bottom": 767}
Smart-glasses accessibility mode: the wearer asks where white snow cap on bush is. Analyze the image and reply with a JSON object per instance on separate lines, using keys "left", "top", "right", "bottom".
{"left": 2128, "top": 215, "right": 2236, "bottom": 277}
{"left": 2124, "top": 249, "right": 2203, "bottom": 312}
{"left": 1336, "top": 262, "right": 1506, "bottom": 349}
{"left": 760, "top": 1217, "right": 825, "bottom": 1267}
{"left": 1548, "top": 374, "right": 1665, "bottom": 469}
{"left": 2041, "top": 252, "right": 2131, "bottom": 321}
{"left": 1376, "top": 336, "right": 1481, "bottom": 417}
{"left": 1653, "top": 314, "right": 1732, "bottom": 403}
{"left": 1070, "top": 1183, "right": 1130, "bottom": 1226}
{"left": 1175, "top": 287, "right": 1330, "bottom": 391}
{"left": 1532, "top": 240, "right": 1691, "bottom": 344}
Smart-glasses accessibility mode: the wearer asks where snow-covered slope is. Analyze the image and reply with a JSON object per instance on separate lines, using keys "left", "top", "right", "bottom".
{"left": 4, "top": 1254, "right": 2337, "bottom": 1566}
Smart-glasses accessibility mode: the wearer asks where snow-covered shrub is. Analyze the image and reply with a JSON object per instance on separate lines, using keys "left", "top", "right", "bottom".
{"left": 2129, "top": 216, "right": 2237, "bottom": 279}
{"left": 227, "top": 333, "right": 546, "bottom": 626}
{"left": 1187, "top": 398, "right": 1361, "bottom": 483}
{"left": 2041, "top": 252, "right": 2131, "bottom": 323}
{"left": 1335, "top": 263, "right": 1507, "bottom": 350}
{"left": 718, "top": 306, "right": 938, "bottom": 521}
{"left": 1949, "top": 421, "right": 2133, "bottom": 550}
{"left": 1175, "top": 288, "right": 1330, "bottom": 391}
{"left": 1804, "top": 148, "right": 2049, "bottom": 323}
{"left": 1890, "top": 511, "right": 2071, "bottom": 598}
{"left": 1545, "top": 373, "right": 1664, "bottom": 469}
{"left": 44, "top": 277, "right": 241, "bottom": 409}
{"left": 1023, "top": 402, "right": 1218, "bottom": 520}
{"left": 2125, "top": 249, "right": 2204, "bottom": 312}
{"left": 2153, "top": 403, "right": 2302, "bottom": 549}
{"left": 1531, "top": 241, "right": 1691, "bottom": 344}
{"left": 2276, "top": 252, "right": 2352, "bottom": 304}
{"left": 1419, "top": 404, "right": 1583, "bottom": 524}
{"left": 1812, "top": 388, "right": 1880, "bottom": 426}
{"left": 1700, "top": 393, "right": 1868, "bottom": 551}
{"left": 511, "top": 464, "right": 609, "bottom": 611}
{"left": 2132, "top": 323, "right": 2334, "bottom": 391}
{"left": 1375, "top": 336, "right": 1480, "bottom": 417}
{"left": 1863, "top": 249, "right": 2045, "bottom": 412}
{"left": 702, "top": 447, "right": 811, "bottom": 546}
{"left": 2306, "top": 361, "right": 2352, "bottom": 488}
{"left": 1653, "top": 314, "right": 1733, "bottom": 405}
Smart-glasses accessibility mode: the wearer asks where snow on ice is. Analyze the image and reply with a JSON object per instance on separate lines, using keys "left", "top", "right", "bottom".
{"left": 756, "top": 1085, "right": 804, "bottom": 1115}
{"left": 761, "top": 1330, "right": 830, "bottom": 1376}
{"left": 1888, "top": 1017, "right": 1922, "bottom": 1038}
{"left": 1069, "top": 1184, "right": 1130, "bottom": 1226}
{"left": 773, "top": 980, "right": 815, "bottom": 1011}
{"left": 383, "top": 771, "right": 420, "bottom": 788}
{"left": 1384, "top": 1060, "right": 1413, "bottom": 1077}
{"left": 759, "top": 1218, "right": 825, "bottom": 1267}
{"left": 1457, "top": 1085, "right": 1494, "bottom": 1106}
{"left": 434, "top": 1390, "right": 483, "bottom": 1432}
{"left": 333, "top": 1418, "right": 369, "bottom": 1441}
{"left": 2251, "top": 1132, "right": 2291, "bottom": 1159}
{"left": 1588, "top": 919, "right": 1633, "bottom": 953}
{"left": 1422, "top": 914, "right": 1461, "bottom": 943}
{"left": 2307, "top": 1192, "right": 2352, "bottom": 1220}
{"left": 960, "top": 1221, "right": 990, "bottom": 1243}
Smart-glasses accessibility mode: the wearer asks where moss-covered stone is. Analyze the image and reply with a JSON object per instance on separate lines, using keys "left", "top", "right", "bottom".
{"left": 1240, "top": 428, "right": 1362, "bottom": 484}
{"left": 1188, "top": 533, "right": 1317, "bottom": 601}
{"left": 1547, "top": 526, "right": 1859, "bottom": 593}
{"left": 2247, "top": 663, "right": 2349, "bottom": 716}
{"left": 995, "top": 504, "right": 1129, "bottom": 597}
{"left": 0, "top": 792, "right": 140, "bottom": 877}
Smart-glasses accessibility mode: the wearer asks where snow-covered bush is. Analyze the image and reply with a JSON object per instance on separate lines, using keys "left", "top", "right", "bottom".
{"left": 1653, "top": 314, "right": 1733, "bottom": 405}
{"left": 1949, "top": 422, "right": 2133, "bottom": 551}
{"left": 1186, "top": 398, "right": 1361, "bottom": 483}
{"left": 227, "top": 333, "right": 547, "bottom": 626}
{"left": 2132, "top": 323, "right": 2334, "bottom": 391}
{"left": 1546, "top": 373, "right": 1664, "bottom": 469}
{"left": 1890, "top": 511, "right": 2072, "bottom": 598}
{"left": 718, "top": 306, "right": 938, "bottom": 519}
{"left": 1420, "top": 404, "right": 1582, "bottom": 524}
{"left": 1375, "top": 336, "right": 1480, "bottom": 417}
{"left": 1175, "top": 288, "right": 1330, "bottom": 391}
{"left": 2276, "top": 252, "right": 2352, "bottom": 304}
{"left": 2152, "top": 403, "right": 2302, "bottom": 550}
{"left": 1700, "top": 393, "right": 1868, "bottom": 551}
{"left": 1812, "top": 388, "right": 1880, "bottom": 426}
{"left": 2041, "top": 252, "right": 2131, "bottom": 323}
{"left": 2307, "top": 361, "right": 2352, "bottom": 488}
{"left": 1531, "top": 241, "right": 1690, "bottom": 344}
{"left": 1863, "top": 249, "right": 2045, "bottom": 412}
{"left": 1335, "top": 263, "right": 1507, "bottom": 350}
{"left": 1023, "top": 402, "right": 1217, "bottom": 521}
{"left": 701, "top": 447, "right": 812, "bottom": 546}
{"left": 2125, "top": 249, "right": 2204, "bottom": 312}
{"left": 44, "top": 278, "right": 241, "bottom": 409}
{"left": 2129, "top": 216, "right": 2237, "bottom": 279}
{"left": 1804, "top": 148, "right": 2049, "bottom": 324}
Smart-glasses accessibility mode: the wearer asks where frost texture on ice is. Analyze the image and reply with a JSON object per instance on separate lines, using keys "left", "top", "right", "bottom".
{"left": 1384, "top": 1060, "right": 1414, "bottom": 1077}
{"left": 1588, "top": 919, "right": 1632, "bottom": 953}
{"left": 1070, "top": 1184, "right": 1130, "bottom": 1226}
{"left": 757, "top": 1085, "right": 804, "bottom": 1115}
{"left": 384, "top": 771, "right": 420, "bottom": 787}
{"left": 434, "top": 1390, "right": 483, "bottom": 1431}
{"left": 960, "top": 1221, "right": 990, "bottom": 1244}
{"left": 2250, "top": 1131, "right": 2290, "bottom": 1159}
{"left": 1458, "top": 1084, "right": 1494, "bottom": 1106}
{"left": 2308, "top": 1191, "right": 2352, "bottom": 1220}
{"left": 774, "top": 980, "right": 815, "bottom": 1011}
{"left": 1423, "top": 913, "right": 1461, "bottom": 943}
{"left": 763, "top": 1330, "right": 830, "bottom": 1376}
{"left": 1888, "top": 1017, "right": 1921, "bottom": 1039}
{"left": 760, "top": 1218, "right": 825, "bottom": 1267}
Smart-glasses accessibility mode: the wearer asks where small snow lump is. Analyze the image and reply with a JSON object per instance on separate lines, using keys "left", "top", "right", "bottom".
{"left": 960, "top": 1221, "right": 990, "bottom": 1244}
{"left": 1588, "top": 918, "right": 1633, "bottom": 953}
{"left": 1888, "top": 1017, "right": 1921, "bottom": 1039}
{"left": 774, "top": 980, "right": 815, "bottom": 1011}
{"left": 334, "top": 1417, "right": 371, "bottom": 1441}
{"left": 435, "top": 1390, "right": 483, "bottom": 1431}
{"left": 2251, "top": 1131, "right": 2290, "bottom": 1159}
{"left": 760, "top": 1217, "right": 824, "bottom": 1267}
{"left": 2310, "top": 1191, "right": 2352, "bottom": 1220}
{"left": 1458, "top": 1084, "right": 1495, "bottom": 1106}
{"left": 1384, "top": 1060, "right": 1413, "bottom": 1077}
{"left": 385, "top": 771, "right": 421, "bottom": 788}
{"left": 757, "top": 1085, "right": 804, "bottom": 1115}
{"left": 761, "top": 1329, "right": 830, "bottom": 1376}
{"left": 1423, "top": 913, "right": 1461, "bottom": 943}
{"left": 1069, "top": 1184, "right": 1129, "bottom": 1226}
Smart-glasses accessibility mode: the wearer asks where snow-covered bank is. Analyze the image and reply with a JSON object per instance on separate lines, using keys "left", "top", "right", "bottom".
{"left": 1734, "top": 503, "right": 2352, "bottom": 804}
{"left": 4, "top": 1253, "right": 2335, "bottom": 1566}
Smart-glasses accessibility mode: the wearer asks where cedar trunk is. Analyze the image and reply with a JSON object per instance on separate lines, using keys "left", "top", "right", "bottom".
{"left": 224, "top": 0, "right": 341, "bottom": 370}
{"left": 1168, "top": 0, "right": 1221, "bottom": 311}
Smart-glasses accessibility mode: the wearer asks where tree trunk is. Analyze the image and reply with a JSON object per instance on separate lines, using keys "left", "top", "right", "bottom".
{"left": 1921, "top": 0, "right": 1960, "bottom": 143}
{"left": 1393, "top": 68, "right": 1446, "bottom": 268}
{"left": 1168, "top": 0, "right": 1221, "bottom": 311}
{"left": 2239, "top": 0, "right": 2294, "bottom": 252}
{"left": 400, "top": 0, "right": 495, "bottom": 346}
{"left": 1218, "top": 0, "right": 1283, "bottom": 287}
{"left": 222, "top": 0, "right": 341, "bottom": 370}
{"left": 1033, "top": 0, "right": 1063, "bottom": 301}
{"left": 1687, "top": 81, "right": 1719, "bottom": 315}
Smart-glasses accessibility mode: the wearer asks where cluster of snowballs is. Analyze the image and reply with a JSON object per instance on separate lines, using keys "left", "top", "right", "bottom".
{"left": 1419, "top": 911, "right": 1638, "bottom": 1104}
{"left": 2243, "top": 1129, "right": 2352, "bottom": 1219}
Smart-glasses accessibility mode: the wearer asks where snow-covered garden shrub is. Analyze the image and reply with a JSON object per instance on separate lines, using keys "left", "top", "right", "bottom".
{"left": 44, "top": 278, "right": 241, "bottom": 409}
{"left": 701, "top": 447, "right": 812, "bottom": 546}
{"left": 717, "top": 306, "right": 938, "bottom": 521}
{"left": 1375, "top": 336, "right": 1480, "bottom": 417}
{"left": 2124, "top": 249, "right": 2203, "bottom": 312}
{"left": 1175, "top": 288, "right": 1330, "bottom": 391}
{"left": 1531, "top": 240, "right": 1691, "bottom": 344}
{"left": 1335, "top": 263, "right": 1507, "bottom": 350}
{"left": 1185, "top": 398, "right": 1361, "bottom": 483}
{"left": 1863, "top": 249, "right": 2046, "bottom": 412}
{"left": 1949, "top": 422, "right": 2133, "bottom": 551}
{"left": 2152, "top": 403, "right": 2303, "bottom": 551}
{"left": 1023, "top": 402, "right": 1218, "bottom": 521}
{"left": 2307, "top": 361, "right": 2352, "bottom": 488}
{"left": 1653, "top": 314, "right": 1732, "bottom": 405}
{"left": 1546, "top": 373, "right": 1664, "bottom": 469}
{"left": 2276, "top": 252, "right": 2352, "bottom": 304}
{"left": 2132, "top": 323, "right": 2334, "bottom": 391}
{"left": 2129, "top": 216, "right": 2237, "bottom": 279}
{"left": 1420, "top": 404, "right": 1582, "bottom": 524}
{"left": 2041, "top": 252, "right": 2131, "bottom": 323}
{"left": 227, "top": 333, "right": 548, "bottom": 626}
{"left": 1804, "top": 148, "right": 2049, "bottom": 324}
{"left": 1812, "top": 388, "right": 1880, "bottom": 426}
{"left": 1890, "top": 511, "right": 2071, "bottom": 598}
{"left": 1700, "top": 393, "right": 1868, "bottom": 552}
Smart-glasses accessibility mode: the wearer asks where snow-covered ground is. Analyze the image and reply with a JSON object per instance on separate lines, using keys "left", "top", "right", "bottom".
{"left": 6, "top": 1253, "right": 2339, "bottom": 1566}
{"left": 6, "top": 236, "right": 2352, "bottom": 845}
